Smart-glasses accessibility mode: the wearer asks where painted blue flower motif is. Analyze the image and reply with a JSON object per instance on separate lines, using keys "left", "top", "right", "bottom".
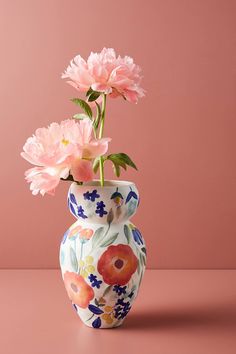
{"left": 68, "top": 201, "right": 77, "bottom": 218}
{"left": 125, "top": 188, "right": 138, "bottom": 204}
{"left": 69, "top": 193, "right": 77, "bottom": 204}
{"left": 88, "top": 304, "right": 104, "bottom": 315}
{"left": 113, "top": 285, "right": 127, "bottom": 296}
{"left": 95, "top": 201, "right": 108, "bottom": 217}
{"left": 92, "top": 317, "right": 102, "bottom": 328}
{"left": 77, "top": 205, "right": 88, "bottom": 219}
{"left": 130, "top": 225, "right": 143, "bottom": 245}
{"left": 111, "top": 188, "right": 124, "bottom": 207}
{"left": 114, "top": 298, "right": 131, "bottom": 320}
{"left": 68, "top": 194, "right": 78, "bottom": 217}
{"left": 88, "top": 274, "right": 102, "bottom": 289}
{"left": 83, "top": 190, "right": 100, "bottom": 202}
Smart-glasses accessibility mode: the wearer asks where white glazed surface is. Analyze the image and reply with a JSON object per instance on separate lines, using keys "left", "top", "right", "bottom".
{"left": 60, "top": 181, "right": 146, "bottom": 329}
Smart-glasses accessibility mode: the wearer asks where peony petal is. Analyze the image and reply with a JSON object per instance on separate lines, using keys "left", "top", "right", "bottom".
{"left": 82, "top": 138, "right": 111, "bottom": 159}
{"left": 71, "top": 159, "right": 93, "bottom": 182}
{"left": 123, "top": 90, "right": 139, "bottom": 103}
{"left": 24, "top": 164, "right": 71, "bottom": 196}
{"left": 77, "top": 118, "right": 93, "bottom": 145}
{"left": 91, "top": 83, "right": 112, "bottom": 94}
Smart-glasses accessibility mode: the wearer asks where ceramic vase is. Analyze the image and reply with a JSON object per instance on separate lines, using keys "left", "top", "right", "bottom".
{"left": 59, "top": 180, "right": 146, "bottom": 329}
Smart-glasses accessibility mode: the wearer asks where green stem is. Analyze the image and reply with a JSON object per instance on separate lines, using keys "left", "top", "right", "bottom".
{"left": 99, "top": 156, "right": 105, "bottom": 187}
{"left": 99, "top": 94, "right": 107, "bottom": 139}
{"left": 99, "top": 94, "right": 107, "bottom": 187}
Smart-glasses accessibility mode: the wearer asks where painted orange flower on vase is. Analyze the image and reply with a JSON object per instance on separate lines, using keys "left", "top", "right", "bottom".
{"left": 79, "top": 228, "right": 94, "bottom": 242}
{"left": 63, "top": 271, "right": 94, "bottom": 308}
{"left": 66, "top": 223, "right": 94, "bottom": 243}
{"left": 97, "top": 244, "right": 138, "bottom": 285}
{"left": 68, "top": 224, "right": 82, "bottom": 240}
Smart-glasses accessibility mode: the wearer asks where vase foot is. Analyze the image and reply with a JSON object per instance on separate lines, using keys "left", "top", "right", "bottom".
{"left": 82, "top": 319, "right": 123, "bottom": 329}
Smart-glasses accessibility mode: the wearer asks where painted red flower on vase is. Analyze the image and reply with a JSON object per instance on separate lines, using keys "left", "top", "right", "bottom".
{"left": 63, "top": 271, "right": 94, "bottom": 308}
{"left": 97, "top": 244, "right": 138, "bottom": 285}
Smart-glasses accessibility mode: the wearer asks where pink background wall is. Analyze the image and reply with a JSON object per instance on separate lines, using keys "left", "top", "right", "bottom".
{"left": 0, "top": 0, "right": 235, "bottom": 269}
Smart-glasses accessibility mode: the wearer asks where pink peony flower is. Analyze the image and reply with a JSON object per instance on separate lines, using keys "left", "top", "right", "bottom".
{"left": 21, "top": 120, "right": 76, "bottom": 167}
{"left": 21, "top": 119, "right": 110, "bottom": 195}
{"left": 25, "top": 166, "right": 67, "bottom": 196}
{"left": 62, "top": 48, "right": 145, "bottom": 103}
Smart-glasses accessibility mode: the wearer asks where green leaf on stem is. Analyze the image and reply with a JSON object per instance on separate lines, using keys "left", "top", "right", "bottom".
{"left": 112, "top": 161, "right": 121, "bottom": 177}
{"left": 70, "top": 98, "right": 92, "bottom": 118}
{"left": 86, "top": 87, "right": 101, "bottom": 102}
{"left": 87, "top": 91, "right": 101, "bottom": 102}
{"left": 86, "top": 88, "right": 93, "bottom": 97}
{"left": 106, "top": 153, "right": 137, "bottom": 178}
{"left": 94, "top": 102, "right": 101, "bottom": 129}
{"left": 114, "top": 153, "right": 138, "bottom": 170}
{"left": 73, "top": 113, "right": 90, "bottom": 120}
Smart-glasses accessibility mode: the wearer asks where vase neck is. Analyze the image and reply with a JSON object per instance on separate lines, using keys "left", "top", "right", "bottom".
{"left": 67, "top": 181, "right": 139, "bottom": 224}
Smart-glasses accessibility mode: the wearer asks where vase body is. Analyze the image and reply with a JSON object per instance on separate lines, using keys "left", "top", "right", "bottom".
{"left": 59, "top": 180, "right": 146, "bottom": 329}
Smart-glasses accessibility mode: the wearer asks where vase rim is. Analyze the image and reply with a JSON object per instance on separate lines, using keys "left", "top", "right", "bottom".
{"left": 71, "top": 179, "right": 135, "bottom": 188}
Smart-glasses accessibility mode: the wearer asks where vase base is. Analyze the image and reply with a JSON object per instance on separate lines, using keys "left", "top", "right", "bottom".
{"left": 82, "top": 320, "right": 123, "bottom": 329}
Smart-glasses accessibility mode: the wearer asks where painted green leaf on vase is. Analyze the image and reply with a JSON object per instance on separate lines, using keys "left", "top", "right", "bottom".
{"left": 141, "top": 247, "right": 146, "bottom": 255}
{"left": 127, "top": 200, "right": 137, "bottom": 217}
{"left": 70, "top": 247, "right": 78, "bottom": 272}
{"left": 137, "top": 255, "right": 141, "bottom": 275}
{"left": 107, "top": 208, "right": 114, "bottom": 225}
{"left": 141, "top": 253, "right": 146, "bottom": 266}
{"left": 91, "top": 227, "right": 105, "bottom": 249}
{"left": 100, "top": 233, "right": 119, "bottom": 247}
{"left": 103, "top": 285, "right": 112, "bottom": 297}
{"left": 124, "top": 224, "right": 132, "bottom": 244}
{"left": 138, "top": 270, "right": 144, "bottom": 287}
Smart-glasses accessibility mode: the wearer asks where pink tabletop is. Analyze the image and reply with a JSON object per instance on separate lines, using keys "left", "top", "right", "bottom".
{"left": 1, "top": 270, "right": 236, "bottom": 354}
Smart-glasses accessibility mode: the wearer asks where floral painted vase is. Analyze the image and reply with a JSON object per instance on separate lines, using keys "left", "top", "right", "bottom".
{"left": 60, "top": 180, "right": 146, "bottom": 329}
